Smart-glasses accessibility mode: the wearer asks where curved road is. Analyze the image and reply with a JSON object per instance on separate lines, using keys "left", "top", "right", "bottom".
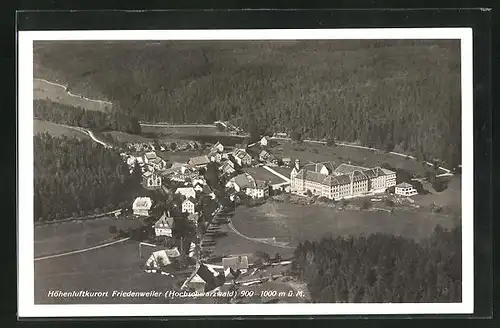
{"left": 35, "top": 78, "right": 113, "bottom": 106}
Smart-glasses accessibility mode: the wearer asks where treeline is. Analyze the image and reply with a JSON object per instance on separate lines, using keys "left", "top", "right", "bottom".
{"left": 34, "top": 40, "right": 461, "bottom": 167}
{"left": 292, "top": 225, "right": 461, "bottom": 303}
{"left": 33, "top": 99, "right": 141, "bottom": 134}
{"left": 34, "top": 133, "right": 139, "bottom": 222}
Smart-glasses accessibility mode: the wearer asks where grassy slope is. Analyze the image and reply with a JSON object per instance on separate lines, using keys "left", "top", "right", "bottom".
{"left": 34, "top": 79, "right": 112, "bottom": 112}
{"left": 33, "top": 119, "right": 89, "bottom": 139}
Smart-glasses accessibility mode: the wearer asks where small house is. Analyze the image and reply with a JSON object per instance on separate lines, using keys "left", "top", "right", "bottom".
{"left": 222, "top": 256, "right": 249, "bottom": 277}
{"left": 182, "top": 263, "right": 224, "bottom": 293}
{"left": 154, "top": 212, "right": 175, "bottom": 237}
{"left": 246, "top": 179, "right": 270, "bottom": 199}
{"left": 210, "top": 142, "right": 224, "bottom": 154}
{"left": 182, "top": 197, "right": 199, "bottom": 214}
{"left": 132, "top": 197, "right": 153, "bottom": 217}
{"left": 188, "top": 155, "right": 211, "bottom": 168}
{"left": 233, "top": 149, "right": 252, "bottom": 167}
{"left": 282, "top": 158, "right": 292, "bottom": 167}
{"left": 143, "top": 152, "right": 157, "bottom": 164}
{"left": 259, "top": 136, "right": 269, "bottom": 147}
{"left": 226, "top": 173, "right": 255, "bottom": 193}
{"left": 142, "top": 171, "right": 162, "bottom": 189}
{"left": 395, "top": 182, "right": 418, "bottom": 196}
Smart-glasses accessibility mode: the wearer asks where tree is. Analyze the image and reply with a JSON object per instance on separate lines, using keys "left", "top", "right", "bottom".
{"left": 109, "top": 225, "right": 118, "bottom": 234}
{"left": 170, "top": 142, "right": 177, "bottom": 151}
{"left": 305, "top": 189, "right": 313, "bottom": 197}
{"left": 325, "top": 138, "right": 336, "bottom": 147}
{"left": 290, "top": 131, "right": 302, "bottom": 143}
{"left": 361, "top": 200, "right": 372, "bottom": 210}
{"left": 432, "top": 179, "right": 449, "bottom": 192}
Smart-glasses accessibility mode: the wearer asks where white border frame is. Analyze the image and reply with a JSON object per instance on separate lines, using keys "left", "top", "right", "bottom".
{"left": 18, "top": 28, "right": 474, "bottom": 317}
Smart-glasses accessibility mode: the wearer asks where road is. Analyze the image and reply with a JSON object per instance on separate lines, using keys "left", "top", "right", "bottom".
{"left": 34, "top": 237, "right": 130, "bottom": 262}
{"left": 269, "top": 136, "right": 453, "bottom": 175}
{"left": 34, "top": 78, "right": 113, "bottom": 106}
{"left": 62, "top": 125, "right": 112, "bottom": 148}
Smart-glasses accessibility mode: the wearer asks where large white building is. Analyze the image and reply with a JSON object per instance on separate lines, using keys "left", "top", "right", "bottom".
{"left": 290, "top": 161, "right": 396, "bottom": 200}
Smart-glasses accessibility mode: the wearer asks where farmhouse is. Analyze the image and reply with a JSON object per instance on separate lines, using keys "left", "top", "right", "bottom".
{"left": 290, "top": 161, "right": 397, "bottom": 200}
{"left": 188, "top": 155, "right": 211, "bottom": 168}
{"left": 259, "top": 150, "right": 275, "bottom": 163}
{"left": 208, "top": 151, "right": 222, "bottom": 163}
{"left": 232, "top": 149, "right": 252, "bottom": 167}
{"left": 210, "top": 141, "right": 224, "bottom": 153}
{"left": 143, "top": 152, "right": 157, "bottom": 164}
{"left": 182, "top": 263, "right": 223, "bottom": 293}
{"left": 259, "top": 136, "right": 270, "bottom": 147}
{"left": 145, "top": 248, "right": 181, "bottom": 269}
{"left": 226, "top": 173, "right": 255, "bottom": 193}
{"left": 132, "top": 197, "right": 153, "bottom": 217}
{"left": 395, "top": 182, "right": 418, "bottom": 196}
{"left": 154, "top": 212, "right": 175, "bottom": 237}
{"left": 175, "top": 187, "right": 197, "bottom": 200}
{"left": 142, "top": 171, "right": 162, "bottom": 189}
{"left": 246, "top": 180, "right": 270, "bottom": 199}
{"left": 148, "top": 157, "right": 166, "bottom": 171}
{"left": 222, "top": 255, "right": 249, "bottom": 277}
{"left": 219, "top": 159, "right": 236, "bottom": 176}
{"left": 182, "top": 197, "right": 199, "bottom": 214}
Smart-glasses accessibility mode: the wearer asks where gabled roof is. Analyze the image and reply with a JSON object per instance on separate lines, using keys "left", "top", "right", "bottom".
{"left": 183, "top": 196, "right": 198, "bottom": 205}
{"left": 222, "top": 256, "right": 249, "bottom": 270}
{"left": 254, "top": 180, "right": 269, "bottom": 189}
{"left": 233, "top": 173, "right": 254, "bottom": 189}
{"left": 350, "top": 170, "right": 368, "bottom": 182}
{"left": 396, "top": 182, "right": 413, "bottom": 188}
{"left": 189, "top": 155, "right": 210, "bottom": 166}
{"left": 155, "top": 213, "right": 174, "bottom": 229}
{"left": 144, "top": 152, "right": 157, "bottom": 160}
{"left": 133, "top": 197, "right": 152, "bottom": 209}
{"left": 363, "top": 167, "right": 386, "bottom": 179}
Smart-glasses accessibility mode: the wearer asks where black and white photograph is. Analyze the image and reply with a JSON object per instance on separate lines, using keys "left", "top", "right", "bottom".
{"left": 18, "top": 28, "right": 474, "bottom": 317}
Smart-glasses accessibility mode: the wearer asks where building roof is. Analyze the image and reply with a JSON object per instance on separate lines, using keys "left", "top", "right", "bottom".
{"left": 396, "top": 182, "right": 413, "bottom": 188}
{"left": 381, "top": 168, "right": 396, "bottom": 175}
{"left": 235, "top": 149, "right": 251, "bottom": 160}
{"left": 133, "top": 197, "right": 152, "bottom": 210}
{"left": 254, "top": 180, "right": 269, "bottom": 189}
{"left": 297, "top": 169, "right": 329, "bottom": 184}
{"left": 334, "top": 163, "right": 369, "bottom": 175}
{"left": 350, "top": 170, "right": 368, "bottom": 182}
{"left": 189, "top": 155, "right": 210, "bottom": 166}
{"left": 187, "top": 213, "right": 200, "bottom": 222}
{"left": 175, "top": 187, "right": 196, "bottom": 196}
{"left": 144, "top": 152, "right": 157, "bottom": 160}
{"left": 183, "top": 196, "right": 198, "bottom": 205}
{"left": 150, "top": 157, "right": 164, "bottom": 165}
{"left": 363, "top": 167, "right": 386, "bottom": 179}
{"left": 282, "top": 157, "right": 291, "bottom": 162}
{"left": 142, "top": 171, "right": 152, "bottom": 178}
{"left": 155, "top": 213, "right": 174, "bottom": 229}
{"left": 222, "top": 256, "right": 249, "bottom": 270}
{"left": 233, "top": 173, "right": 254, "bottom": 189}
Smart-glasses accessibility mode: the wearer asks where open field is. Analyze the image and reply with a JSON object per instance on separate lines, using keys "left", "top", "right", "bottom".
{"left": 34, "top": 217, "right": 143, "bottom": 258}
{"left": 231, "top": 202, "right": 459, "bottom": 246}
{"left": 34, "top": 78, "right": 112, "bottom": 112}
{"left": 413, "top": 175, "right": 462, "bottom": 212}
{"left": 34, "top": 241, "right": 182, "bottom": 304}
{"left": 271, "top": 141, "right": 433, "bottom": 177}
{"left": 101, "top": 131, "right": 192, "bottom": 144}
{"left": 33, "top": 119, "right": 89, "bottom": 139}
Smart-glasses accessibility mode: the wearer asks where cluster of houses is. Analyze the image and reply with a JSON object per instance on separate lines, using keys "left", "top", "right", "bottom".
{"left": 126, "top": 140, "right": 201, "bottom": 153}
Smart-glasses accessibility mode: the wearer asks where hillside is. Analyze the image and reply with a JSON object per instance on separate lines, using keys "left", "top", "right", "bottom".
{"left": 33, "top": 40, "right": 461, "bottom": 167}
{"left": 33, "top": 119, "right": 89, "bottom": 139}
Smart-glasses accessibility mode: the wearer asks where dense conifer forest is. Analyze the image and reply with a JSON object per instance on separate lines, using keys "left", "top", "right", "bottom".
{"left": 34, "top": 99, "right": 141, "bottom": 134}
{"left": 34, "top": 133, "right": 136, "bottom": 222}
{"left": 34, "top": 40, "right": 461, "bottom": 167}
{"left": 292, "top": 225, "right": 462, "bottom": 303}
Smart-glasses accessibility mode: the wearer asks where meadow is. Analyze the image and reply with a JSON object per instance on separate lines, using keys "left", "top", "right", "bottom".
{"left": 33, "top": 119, "right": 89, "bottom": 139}
{"left": 34, "top": 78, "right": 112, "bottom": 112}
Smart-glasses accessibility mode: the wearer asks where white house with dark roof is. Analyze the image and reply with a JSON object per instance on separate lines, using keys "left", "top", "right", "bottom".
{"left": 132, "top": 197, "right": 153, "bottom": 217}
{"left": 154, "top": 212, "right": 175, "bottom": 237}
{"left": 210, "top": 142, "right": 224, "bottom": 153}
{"left": 226, "top": 173, "right": 254, "bottom": 193}
{"left": 143, "top": 152, "right": 157, "bottom": 164}
{"left": 142, "top": 171, "right": 162, "bottom": 189}
{"left": 232, "top": 149, "right": 252, "bottom": 167}
{"left": 246, "top": 179, "right": 270, "bottom": 199}
{"left": 395, "top": 182, "right": 418, "bottom": 196}
{"left": 182, "top": 197, "right": 199, "bottom": 214}
{"left": 259, "top": 136, "right": 269, "bottom": 147}
{"left": 222, "top": 255, "right": 249, "bottom": 277}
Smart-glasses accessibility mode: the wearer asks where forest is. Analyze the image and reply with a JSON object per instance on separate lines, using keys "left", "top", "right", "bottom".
{"left": 34, "top": 133, "right": 138, "bottom": 222}
{"left": 33, "top": 99, "right": 141, "bottom": 134}
{"left": 34, "top": 40, "right": 461, "bottom": 167}
{"left": 292, "top": 225, "right": 462, "bottom": 303}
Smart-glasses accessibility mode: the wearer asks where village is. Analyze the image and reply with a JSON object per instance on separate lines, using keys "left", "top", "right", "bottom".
{"left": 113, "top": 128, "right": 423, "bottom": 300}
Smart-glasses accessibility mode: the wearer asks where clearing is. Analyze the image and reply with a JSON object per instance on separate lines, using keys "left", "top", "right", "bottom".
{"left": 230, "top": 202, "right": 459, "bottom": 246}
{"left": 33, "top": 119, "right": 90, "bottom": 140}
{"left": 270, "top": 140, "right": 433, "bottom": 177}
{"left": 34, "top": 78, "right": 112, "bottom": 112}
{"left": 34, "top": 216, "right": 142, "bottom": 258}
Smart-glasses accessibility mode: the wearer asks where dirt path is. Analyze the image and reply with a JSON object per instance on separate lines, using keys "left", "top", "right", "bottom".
{"left": 228, "top": 219, "right": 294, "bottom": 249}
{"left": 34, "top": 237, "right": 130, "bottom": 262}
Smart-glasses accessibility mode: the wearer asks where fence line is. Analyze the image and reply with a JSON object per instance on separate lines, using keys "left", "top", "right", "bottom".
{"left": 34, "top": 209, "right": 122, "bottom": 227}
